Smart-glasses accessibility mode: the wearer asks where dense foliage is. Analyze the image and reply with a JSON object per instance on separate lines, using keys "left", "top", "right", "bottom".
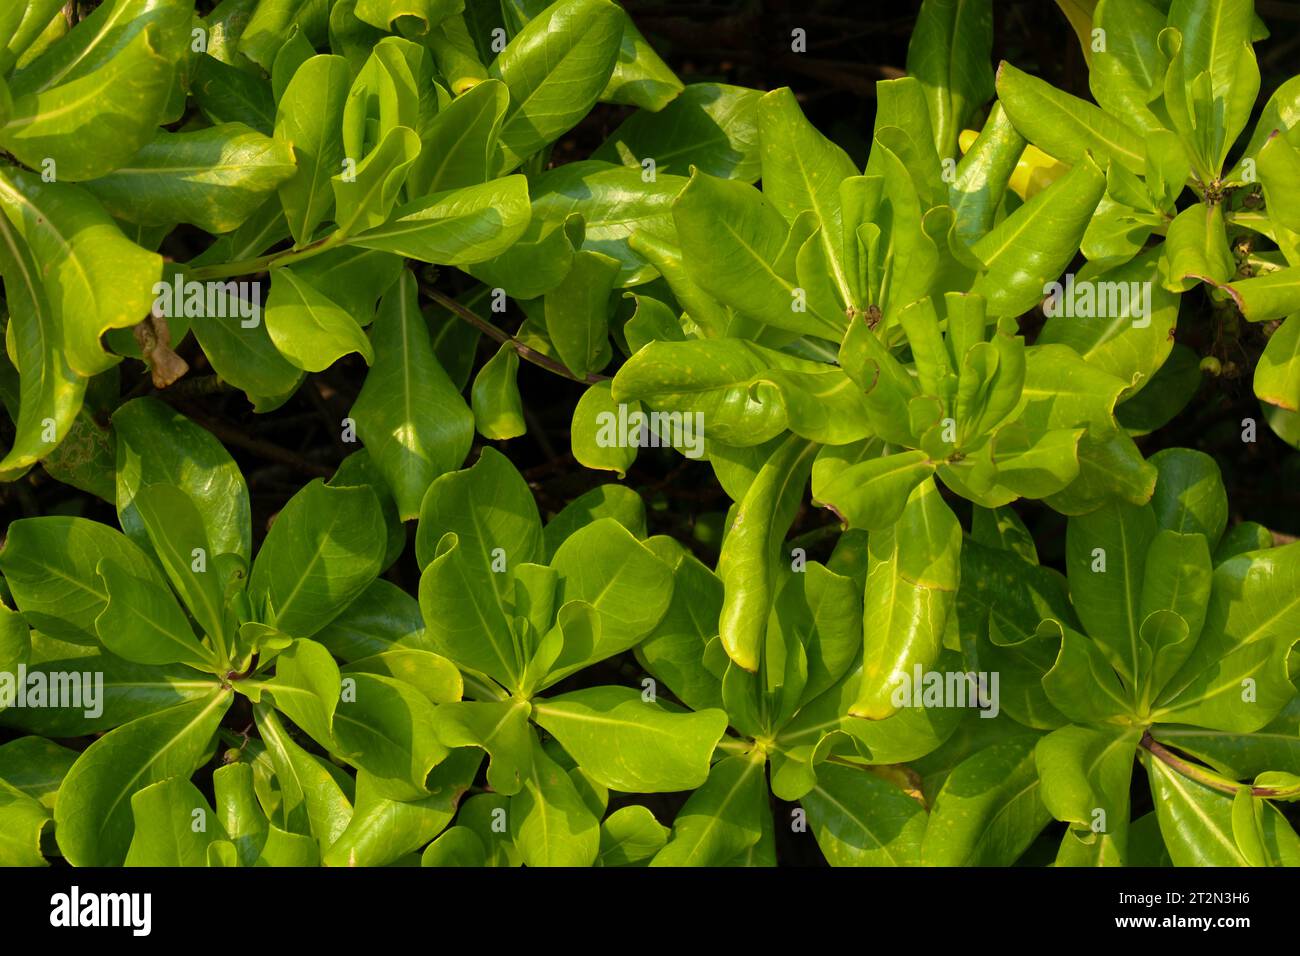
{"left": 1, "top": 0, "right": 1299, "bottom": 868}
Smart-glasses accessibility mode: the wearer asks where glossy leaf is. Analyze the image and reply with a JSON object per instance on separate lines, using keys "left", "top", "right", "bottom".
{"left": 351, "top": 270, "right": 473, "bottom": 519}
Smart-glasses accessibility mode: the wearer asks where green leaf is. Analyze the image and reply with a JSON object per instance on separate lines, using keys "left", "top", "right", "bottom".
{"left": 83, "top": 124, "right": 296, "bottom": 234}
{"left": 1153, "top": 633, "right": 1295, "bottom": 734}
{"left": 1, "top": 642, "right": 220, "bottom": 738}
{"left": 570, "top": 381, "right": 635, "bottom": 476}
{"left": 757, "top": 86, "right": 859, "bottom": 310}
{"left": 599, "top": 9, "right": 682, "bottom": 111}
{"left": 813, "top": 450, "right": 936, "bottom": 532}
{"left": 905, "top": 0, "right": 995, "bottom": 159}
{"left": 1161, "top": 202, "right": 1234, "bottom": 292}
{"left": 1167, "top": 0, "right": 1255, "bottom": 107}
{"left": 112, "top": 396, "right": 252, "bottom": 561}
{"left": 471, "top": 343, "right": 525, "bottom": 441}
{"left": 1149, "top": 448, "right": 1228, "bottom": 547}
{"left": 1037, "top": 249, "right": 1180, "bottom": 396}
{"left": 544, "top": 518, "right": 675, "bottom": 682}
{"left": 994, "top": 60, "right": 1146, "bottom": 175}
{"left": 332, "top": 126, "right": 422, "bottom": 238}
{"left": 921, "top": 735, "right": 1051, "bottom": 865}
{"left": 1138, "top": 531, "right": 1212, "bottom": 688}
{"left": 353, "top": 0, "right": 459, "bottom": 33}
{"left": 422, "top": 826, "right": 488, "bottom": 866}
{"left": 1040, "top": 617, "right": 1134, "bottom": 723}
{"left": 543, "top": 484, "right": 647, "bottom": 562}
{"left": 717, "top": 436, "right": 817, "bottom": 672}
{"left": 267, "top": 638, "right": 341, "bottom": 746}
{"left": 407, "top": 77, "right": 508, "bottom": 196}
{"left": 1066, "top": 500, "right": 1157, "bottom": 685}
{"left": 950, "top": 103, "right": 1026, "bottom": 247}
{"left": 529, "top": 160, "right": 686, "bottom": 286}
{"left": 1, "top": 20, "right": 184, "bottom": 181}
{"left": 971, "top": 151, "right": 1106, "bottom": 318}
{"left": 254, "top": 703, "right": 353, "bottom": 849}
{"left": 1216, "top": 268, "right": 1300, "bottom": 323}
{"left": 651, "top": 751, "right": 768, "bottom": 866}
{"left": 250, "top": 480, "right": 386, "bottom": 638}
{"left": 186, "top": 283, "right": 306, "bottom": 410}
{"left": 1036, "top": 725, "right": 1140, "bottom": 866}
{"left": 1230, "top": 75, "right": 1300, "bottom": 179}
{"left": 0, "top": 209, "right": 84, "bottom": 481}
{"left": 414, "top": 448, "right": 541, "bottom": 674}
{"left": 425, "top": 12, "right": 489, "bottom": 95}
{"left": 970, "top": 503, "right": 1038, "bottom": 563}
{"left": 346, "top": 175, "right": 532, "bottom": 266}
{"left": 464, "top": 210, "right": 581, "bottom": 300}
{"left": 956, "top": 540, "right": 1076, "bottom": 728}
{"left": 0, "top": 781, "right": 49, "bottom": 867}
{"left": 545, "top": 249, "right": 619, "bottom": 378}
{"left": 673, "top": 170, "right": 841, "bottom": 339}
{"left": 594, "top": 83, "right": 762, "bottom": 182}
{"left": 0, "top": 2, "right": 65, "bottom": 75}
{"left": 0, "top": 516, "right": 168, "bottom": 645}
{"left": 352, "top": 270, "right": 473, "bottom": 520}
{"left": 344, "top": 648, "right": 461, "bottom": 707}
{"left": 611, "top": 338, "right": 871, "bottom": 447}
{"left": 322, "top": 752, "right": 478, "bottom": 867}
{"left": 270, "top": 25, "right": 315, "bottom": 102}
{"left": 1154, "top": 540, "right": 1300, "bottom": 731}
{"left": 0, "top": 736, "right": 77, "bottom": 811}
{"left": 852, "top": 479, "right": 961, "bottom": 720}
{"left": 1144, "top": 755, "right": 1247, "bottom": 865}
{"left": 192, "top": 54, "right": 277, "bottom": 135}
{"left": 0, "top": 168, "right": 162, "bottom": 377}
{"left": 533, "top": 686, "right": 727, "bottom": 792}
{"left": 1089, "top": 0, "right": 1168, "bottom": 132}
{"left": 510, "top": 730, "right": 600, "bottom": 867}
{"left": 432, "top": 699, "right": 532, "bottom": 795}
{"left": 54, "top": 690, "right": 232, "bottom": 866}
{"left": 598, "top": 805, "right": 669, "bottom": 866}
{"left": 803, "top": 761, "right": 928, "bottom": 866}
{"left": 1117, "top": 344, "right": 1202, "bottom": 434}
{"left": 94, "top": 556, "right": 217, "bottom": 670}
{"left": 125, "top": 776, "right": 219, "bottom": 866}
{"left": 1256, "top": 315, "right": 1300, "bottom": 413}
{"left": 276, "top": 54, "right": 351, "bottom": 247}
{"left": 133, "top": 482, "right": 233, "bottom": 650}
{"left": 333, "top": 672, "right": 449, "bottom": 801}
{"left": 491, "top": 0, "right": 623, "bottom": 169}
{"left": 291, "top": 246, "right": 405, "bottom": 325}
{"left": 265, "top": 266, "right": 374, "bottom": 372}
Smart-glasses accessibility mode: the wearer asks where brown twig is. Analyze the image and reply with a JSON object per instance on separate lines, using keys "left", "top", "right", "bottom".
{"left": 419, "top": 283, "right": 609, "bottom": 386}
{"left": 164, "top": 403, "right": 334, "bottom": 477}
{"left": 1141, "top": 731, "right": 1298, "bottom": 799}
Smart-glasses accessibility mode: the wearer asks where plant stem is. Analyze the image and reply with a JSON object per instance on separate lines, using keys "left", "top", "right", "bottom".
{"left": 714, "top": 736, "right": 754, "bottom": 757}
{"left": 188, "top": 233, "right": 343, "bottom": 280}
{"left": 419, "top": 283, "right": 610, "bottom": 386}
{"left": 1140, "top": 731, "right": 1300, "bottom": 798}
{"left": 166, "top": 403, "right": 335, "bottom": 477}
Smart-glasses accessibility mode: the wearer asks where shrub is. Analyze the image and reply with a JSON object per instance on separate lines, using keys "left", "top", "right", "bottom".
{"left": 0, "top": 0, "right": 1298, "bottom": 869}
